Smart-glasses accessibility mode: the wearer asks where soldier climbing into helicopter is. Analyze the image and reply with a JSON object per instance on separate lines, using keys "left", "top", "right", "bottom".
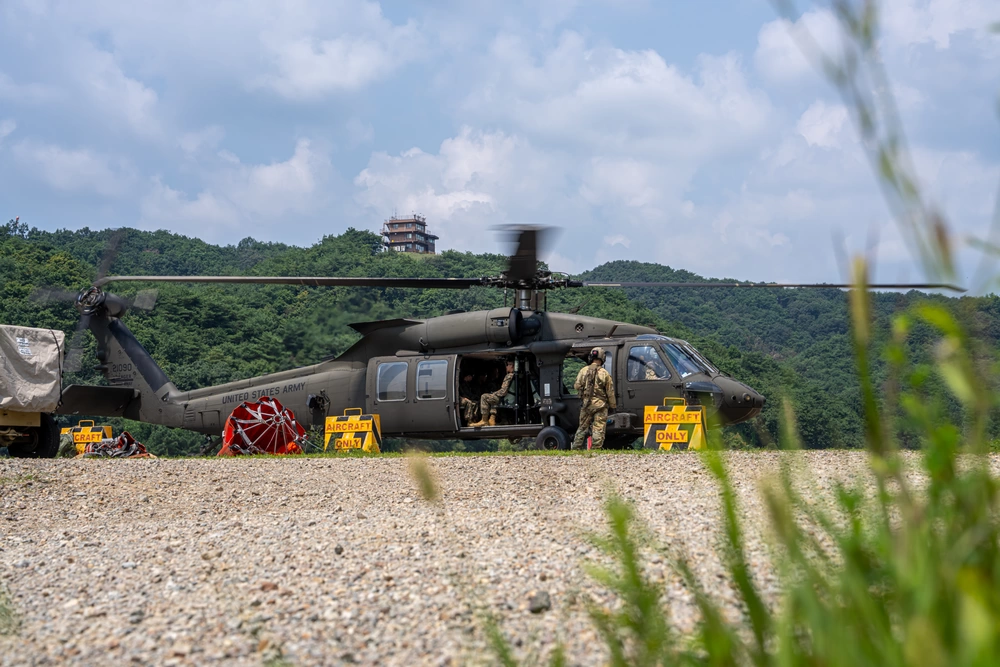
{"left": 470, "top": 359, "right": 515, "bottom": 427}
{"left": 572, "top": 347, "right": 616, "bottom": 450}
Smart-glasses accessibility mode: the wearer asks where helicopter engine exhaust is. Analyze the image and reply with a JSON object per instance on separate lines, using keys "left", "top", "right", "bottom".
{"left": 420, "top": 307, "right": 529, "bottom": 350}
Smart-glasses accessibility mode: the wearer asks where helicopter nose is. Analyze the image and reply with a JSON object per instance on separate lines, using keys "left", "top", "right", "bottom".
{"left": 714, "top": 377, "right": 765, "bottom": 425}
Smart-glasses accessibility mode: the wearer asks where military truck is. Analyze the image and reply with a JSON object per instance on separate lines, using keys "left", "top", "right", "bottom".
{"left": 0, "top": 324, "right": 65, "bottom": 458}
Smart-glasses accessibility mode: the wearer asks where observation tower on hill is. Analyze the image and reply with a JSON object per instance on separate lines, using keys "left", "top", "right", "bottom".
{"left": 381, "top": 214, "right": 438, "bottom": 254}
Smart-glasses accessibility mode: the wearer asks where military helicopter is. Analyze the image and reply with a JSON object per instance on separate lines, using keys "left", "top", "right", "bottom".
{"left": 50, "top": 228, "right": 961, "bottom": 451}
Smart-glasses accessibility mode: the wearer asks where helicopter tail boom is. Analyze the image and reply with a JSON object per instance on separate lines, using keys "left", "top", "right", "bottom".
{"left": 81, "top": 308, "right": 184, "bottom": 426}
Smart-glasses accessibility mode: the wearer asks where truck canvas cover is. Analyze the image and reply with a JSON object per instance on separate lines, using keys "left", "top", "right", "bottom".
{"left": 0, "top": 324, "right": 65, "bottom": 412}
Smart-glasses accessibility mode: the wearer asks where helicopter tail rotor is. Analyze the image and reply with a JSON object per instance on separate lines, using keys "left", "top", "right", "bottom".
{"left": 30, "top": 229, "right": 158, "bottom": 373}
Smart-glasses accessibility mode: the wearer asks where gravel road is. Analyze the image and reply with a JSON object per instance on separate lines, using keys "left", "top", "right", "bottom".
{"left": 0, "top": 451, "right": 887, "bottom": 665}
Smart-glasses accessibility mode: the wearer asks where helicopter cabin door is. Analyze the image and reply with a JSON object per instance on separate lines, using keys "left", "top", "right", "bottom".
{"left": 366, "top": 356, "right": 459, "bottom": 434}
{"left": 621, "top": 343, "right": 677, "bottom": 410}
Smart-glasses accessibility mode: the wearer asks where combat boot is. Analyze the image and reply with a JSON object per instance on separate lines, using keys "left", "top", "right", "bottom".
{"left": 488, "top": 415, "right": 496, "bottom": 427}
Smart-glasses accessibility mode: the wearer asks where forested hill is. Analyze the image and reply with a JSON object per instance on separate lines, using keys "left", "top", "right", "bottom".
{"left": 1, "top": 219, "right": 996, "bottom": 452}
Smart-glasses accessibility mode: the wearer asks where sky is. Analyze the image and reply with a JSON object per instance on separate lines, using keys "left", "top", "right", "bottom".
{"left": 0, "top": 0, "right": 997, "bottom": 289}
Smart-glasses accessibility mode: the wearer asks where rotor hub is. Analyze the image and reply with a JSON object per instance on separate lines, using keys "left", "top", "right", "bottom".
{"left": 76, "top": 286, "right": 106, "bottom": 315}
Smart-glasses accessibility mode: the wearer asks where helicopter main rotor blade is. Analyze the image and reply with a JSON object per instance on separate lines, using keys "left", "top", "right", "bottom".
{"left": 63, "top": 315, "right": 91, "bottom": 374}
{"left": 94, "top": 275, "right": 485, "bottom": 289}
{"left": 29, "top": 287, "right": 81, "bottom": 304}
{"left": 507, "top": 228, "right": 539, "bottom": 283}
{"left": 502, "top": 226, "right": 557, "bottom": 283}
{"left": 580, "top": 281, "right": 966, "bottom": 292}
{"left": 96, "top": 230, "right": 124, "bottom": 282}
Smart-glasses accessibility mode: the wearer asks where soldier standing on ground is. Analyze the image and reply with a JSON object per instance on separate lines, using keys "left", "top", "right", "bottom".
{"left": 572, "top": 348, "right": 616, "bottom": 450}
{"left": 471, "top": 360, "right": 514, "bottom": 427}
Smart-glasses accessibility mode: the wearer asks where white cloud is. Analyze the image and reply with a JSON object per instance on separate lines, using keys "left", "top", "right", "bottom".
{"left": 579, "top": 158, "right": 672, "bottom": 212}
{"left": 345, "top": 117, "right": 375, "bottom": 147}
{"left": 11, "top": 140, "right": 135, "bottom": 197}
{"left": 141, "top": 180, "right": 240, "bottom": 230}
{"left": 0, "top": 119, "right": 15, "bottom": 143}
{"left": 0, "top": 71, "right": 60, "bottom": 104}
{"left": 141, "top": 139, "right": 336, "bottom": 238}
{"left": 891, "top": 83, "right": 926, "bottom": 112}
{"left": 699, "top": 88, "right": 1000, "bottom": 285}
{"left": 79, "top": 45, "right": 161, "bottom": 139}
{"left": 882, "top": 0, "right": 997, "bottom": 50}
{"left": 796, "top": 101, "right": 850, "bottom": 149}
{"left": 227, "top": 139, "right": 330, "bottom": 216}
{"left": 464, "top": 33, "right": 772, "bottom": 160}
{"left": 754, "top": 10, "right": 841, "bottom": 84}
{"left": 0, "top": 0, "right": 994, "bottom": 287}
{"left": 911, "top": 147, "right": 1000, "bottom": 222}
{"left": 255, "top": 24, "right": 423, "bottom": 100}
{"left": 604, "top": 234, "right": 631, "bottom": 249}
{"left": 755, "top": 2, "right": 997, "bottom": 88}
{"left": 355, "top": 127, "right": 580, "bottom": 252}
{"left": 179, "top": 126, "right": 225, "bottom": 156}
{"left": 15, "top": 0, "right": 425, "bottom": 102}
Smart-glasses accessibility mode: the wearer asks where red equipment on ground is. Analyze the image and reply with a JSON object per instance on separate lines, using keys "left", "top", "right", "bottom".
{"left": 82, "top": 431, "right": 153, "bottom": 458}
{"left": 218, "top": 397, "right": 309, "bottom": 456}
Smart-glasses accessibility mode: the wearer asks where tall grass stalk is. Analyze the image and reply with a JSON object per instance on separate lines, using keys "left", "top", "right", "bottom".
{"left": 0, "top": 585, "right": 18, "bottom": 636}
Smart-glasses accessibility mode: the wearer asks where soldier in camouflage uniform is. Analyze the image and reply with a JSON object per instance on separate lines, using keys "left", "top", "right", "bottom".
{"left": 471, "top": 360, "right": 515, "bottom": 427}
{"left": 57, "top": 431, "right": 78, "bottom": 458}
{"left": 572, "top": 348, "right": 616, "bottom": 450}
{"left": 459, "top": 373, "right": 479, "bottom": 425}
{"left": 644, "top": 350, "right": 668, "bottom": 380}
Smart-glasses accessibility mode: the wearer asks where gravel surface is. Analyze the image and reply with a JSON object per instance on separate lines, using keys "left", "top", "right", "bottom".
{"left": 0, "top": 451, "right": 901, "bottom": 665}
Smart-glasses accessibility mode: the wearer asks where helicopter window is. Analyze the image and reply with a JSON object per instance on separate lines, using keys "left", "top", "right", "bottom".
{"left": 661, "top": 343, "right": 701, "bottom": 378}
{"left": 416, "top": 360, "right": 448, "bottom": 400}
{"left": 627, "top": 346, "right": 671, "bottom": 381}
{"left": 683, "top": 344, "right": 719, "bottom": 374}
{"left": 562, "top": 357, "right": 584, "bottom": 394}
{"left": 562, "top": 353, "right": 613, "bottom": 394}
{"left": 376, "top": 362, "right": 408, "bottom": 402}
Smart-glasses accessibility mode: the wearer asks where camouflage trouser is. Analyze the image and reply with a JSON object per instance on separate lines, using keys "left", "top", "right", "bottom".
{"left": 460, "top": 397, "right": 479, "bottom": 424}
{"left": 480, "top": 393, "right": 502, "bottom": 418}
{"left": 572, "top": 403, "right": 609, "bottom": 450}
{"left": 57, "top": 433, "right": 77, "bottom": 458}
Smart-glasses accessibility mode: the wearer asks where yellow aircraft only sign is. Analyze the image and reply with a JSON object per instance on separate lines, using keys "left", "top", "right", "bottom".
{"left": 324, "top": 410, "right": 382, "bottom": 454}
{"left": 642, "top": 399, "right": 706, "bottom": 451}
{"left": 60, "top": 420, "right": 113, "bottom": 454}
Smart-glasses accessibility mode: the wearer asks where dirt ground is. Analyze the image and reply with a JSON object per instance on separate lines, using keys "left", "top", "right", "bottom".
{"left": 1, "top": 451, "right": 879, "bottom": 666}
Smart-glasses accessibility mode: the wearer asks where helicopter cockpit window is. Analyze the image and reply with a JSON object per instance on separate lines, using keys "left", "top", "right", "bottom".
{"left": 683, "top": 344, "right": 719, "bottom": 374}
{"left": 627, "top": 346, "right": 671, "bottom": 381}
{"left": 661, "top": 343, "right": 701, "bottom": 378}
{"left": 377, "top": 362, "right": 408, "bottom": 402}
{"left": 416, "top": 360, "right": 448, "bottom": 400}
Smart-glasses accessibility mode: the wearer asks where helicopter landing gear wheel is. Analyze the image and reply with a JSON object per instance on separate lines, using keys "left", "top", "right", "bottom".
{"left": 603, "top": 435, "right": 639, "bottom": 451}
{"left": 536, "top": 426, "right": 569, "bottom": 451}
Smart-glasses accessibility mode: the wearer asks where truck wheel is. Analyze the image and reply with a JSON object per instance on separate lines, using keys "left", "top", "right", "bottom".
{"left": 6, "top": 440, "right": 36, "bottom": 458}
{"left": 35, "top": 415, "right": 60, "bottom": 458}
{"left": 536, "top": 426, "right": 569, "bottom": 451}
{"left": 7, "top": 415, "right": 59, "bottom": 459}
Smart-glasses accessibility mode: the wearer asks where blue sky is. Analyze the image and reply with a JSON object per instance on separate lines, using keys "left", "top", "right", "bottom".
{"left": 0, "top": 0, "right": 997, "bottom": 289}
